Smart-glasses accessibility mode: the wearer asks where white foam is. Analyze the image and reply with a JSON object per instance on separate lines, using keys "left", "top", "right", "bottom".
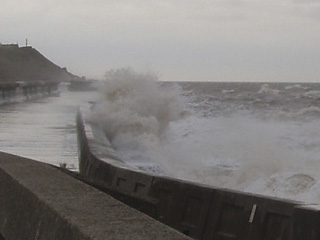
{"left": 303, "top": 90, "right": 320, "bottom": 99}
{"left": 222, "top": 89, "right": 235, "bottom": 94}
{"left": 91, "top": 74, "right": 320, "bottom": 203}
{"left": 162, "top": 115, "right": 320, "bottom": 195}
{"left": 258, "top": 83, "right": 282, "bottom": 95}
{"left": 91, "top": 68, "right": 186, "bottom": 139}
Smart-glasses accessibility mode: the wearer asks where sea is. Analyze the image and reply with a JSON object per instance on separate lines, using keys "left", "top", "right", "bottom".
{"left": 1, "top": 81, "right": 320, "bottom": 204}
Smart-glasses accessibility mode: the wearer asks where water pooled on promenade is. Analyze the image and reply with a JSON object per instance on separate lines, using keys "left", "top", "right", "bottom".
{"left": 0, "top": 87, "right": 98, "bottom": 169}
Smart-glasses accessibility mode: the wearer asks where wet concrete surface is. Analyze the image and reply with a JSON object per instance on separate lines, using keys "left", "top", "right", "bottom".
{"left": 0, "top": 89, "right": 97, "bottom": 169}
{"left": 0, "top": 151, "right": 191, "bottom": 240}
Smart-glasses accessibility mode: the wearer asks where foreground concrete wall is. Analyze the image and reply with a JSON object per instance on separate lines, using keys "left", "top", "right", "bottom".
{"left": 0, "top": 152, "right": 191, "bottom": 240}
{"left": 77, "top": 105, "right": 320, "bottom": 240}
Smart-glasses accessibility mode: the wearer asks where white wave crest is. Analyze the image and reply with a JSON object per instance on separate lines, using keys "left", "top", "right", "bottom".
{"left": 303, "top": 90, "right": 320, "bottom": 99}
{"left": 296, "top": 106, "right": 320, "bottom": 116}
{"left": 285, "top": 84, "right": 308, "bottom": 90}
{"left": 258, "top": 83, "right": 282, "bottom": 95}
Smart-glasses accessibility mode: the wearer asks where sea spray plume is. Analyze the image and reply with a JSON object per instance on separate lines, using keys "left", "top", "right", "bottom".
{"left": 90, "top": 68, "right": 186, "bottom": 149}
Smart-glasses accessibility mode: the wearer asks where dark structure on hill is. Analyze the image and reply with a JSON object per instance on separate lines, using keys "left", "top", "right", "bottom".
{"left": 0, "top": 44, "right": 78, "bottom": 83}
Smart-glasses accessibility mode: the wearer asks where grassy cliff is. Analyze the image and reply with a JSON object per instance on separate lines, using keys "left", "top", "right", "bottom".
{"left": 0, "top": 44, "right": 78, "bottom": 83}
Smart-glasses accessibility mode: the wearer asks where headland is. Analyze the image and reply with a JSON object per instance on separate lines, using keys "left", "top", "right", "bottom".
{"left": 0, "top": 43, "right": 78, "bottom": 83}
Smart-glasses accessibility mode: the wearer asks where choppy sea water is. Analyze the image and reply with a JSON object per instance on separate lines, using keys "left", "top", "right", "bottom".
{"left": 91, "top": 80, "right": 320, "bottom": 204}
{"left": 174, "top": 82, "right": 320, "bottom": 203}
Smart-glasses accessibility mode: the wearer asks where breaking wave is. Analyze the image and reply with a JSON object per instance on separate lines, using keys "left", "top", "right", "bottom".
{"left": 90, "top": 68, "right": 187, "bottom": 165}
{"left": 90, "top": 72, "right": 320, "bottom": 203}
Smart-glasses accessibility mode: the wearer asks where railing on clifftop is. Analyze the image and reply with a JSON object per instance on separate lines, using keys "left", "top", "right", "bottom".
{"left": 0, "top": 81, "right": 59, "bottom": 104}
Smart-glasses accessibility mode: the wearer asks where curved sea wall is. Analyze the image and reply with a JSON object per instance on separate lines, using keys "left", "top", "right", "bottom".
{"left": 0, "top": 81, "right": 59, "bottom": 105}
{"left": 77, "top": 105, "right": 320, "bottom": 240}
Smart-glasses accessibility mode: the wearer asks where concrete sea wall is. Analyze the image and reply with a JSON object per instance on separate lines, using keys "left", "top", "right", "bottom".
{"left": 77, "top": 105, "right": 320, "bottom": 240}
{"left": 0, "top": 151, "right": 191, "bottom": 240}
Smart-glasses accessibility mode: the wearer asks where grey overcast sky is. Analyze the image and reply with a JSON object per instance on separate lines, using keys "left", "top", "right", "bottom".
{"left": 1, "top": 0, "right": 320, "bottom": 82}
